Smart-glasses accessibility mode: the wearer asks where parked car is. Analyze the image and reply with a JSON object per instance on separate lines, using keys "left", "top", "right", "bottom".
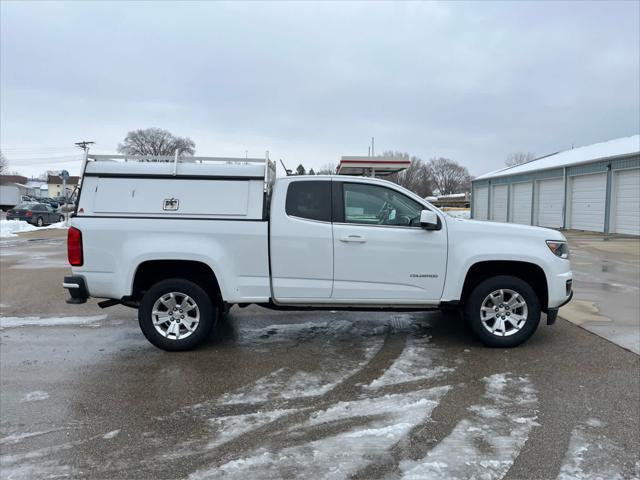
{"left": 6, "top": 202, "right": 65, "bottom": 226}
{"left": 64, "top": 154, "right": 573, "bottom": 351}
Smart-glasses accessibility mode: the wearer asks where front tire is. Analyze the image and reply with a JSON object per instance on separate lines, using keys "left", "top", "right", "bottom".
{"left": 464, "top": 275, "right": 540, "bottom": 348}
{"left": 138, "top": 278, "right": 216, "bottom": 351}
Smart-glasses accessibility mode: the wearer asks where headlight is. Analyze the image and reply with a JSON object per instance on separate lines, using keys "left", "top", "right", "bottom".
{"left": 546, "top": 240, "right": 569, "bottom": 259}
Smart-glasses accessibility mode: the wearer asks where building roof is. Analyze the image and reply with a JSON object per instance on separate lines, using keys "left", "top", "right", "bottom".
{"left": 475, "top": 134, "right": 640, "bottom": 181}
{"left": 337, "top": 156, "right": 411, "bottom": 176}
{"left": 47, "top": 174, "right": 80, "bottom": 185}
{"left": 0, "top": 175, "right": 28, "bottom": 185}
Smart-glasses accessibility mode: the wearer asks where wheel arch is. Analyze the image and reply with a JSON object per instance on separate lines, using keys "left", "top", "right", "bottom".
{"left": 131, "top": 260, "right": 223, "bottom": 306}
{"left": 460, "top": 260, "right": 549, "bottom": 312}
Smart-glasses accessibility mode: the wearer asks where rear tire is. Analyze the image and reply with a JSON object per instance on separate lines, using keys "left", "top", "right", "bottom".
{"left": 464, "top": 275, "right": 540, "bottom": 348}
{"left": 138, "top": 278, "right": 216, "bottom": 351}
{"left": 59, "top": 215, "right": 65, "bottom": 222}
{"left": 36, "top": 217, "right": 44, "bottom": 227}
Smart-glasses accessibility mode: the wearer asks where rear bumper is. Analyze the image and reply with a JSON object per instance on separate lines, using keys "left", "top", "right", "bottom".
{"left": 63, "top": 276, "right": 89, "bottom": 304}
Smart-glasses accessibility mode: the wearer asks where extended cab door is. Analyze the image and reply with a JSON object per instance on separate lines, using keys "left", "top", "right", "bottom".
{"left": 331, "top": 181, "right": 447, "bottom": 303}
{"left": 270, "top": 178, "right": 334, "bottom": 300}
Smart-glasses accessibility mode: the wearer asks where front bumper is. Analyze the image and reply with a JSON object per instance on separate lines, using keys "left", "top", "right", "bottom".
{"left": 63, "top": 276, "right": 89, "bottom": 304}
{"left": 546, "top": 289, "right": 573, "bottom": 325}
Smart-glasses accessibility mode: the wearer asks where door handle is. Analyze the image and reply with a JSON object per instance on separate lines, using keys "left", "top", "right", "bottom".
{"left": 340, "top": 235, "right": 366, "bottom": 243}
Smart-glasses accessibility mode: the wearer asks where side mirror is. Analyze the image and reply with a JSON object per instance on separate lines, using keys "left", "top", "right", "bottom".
{"left": 420, "top": 210, "right": 440, "bottom": 230}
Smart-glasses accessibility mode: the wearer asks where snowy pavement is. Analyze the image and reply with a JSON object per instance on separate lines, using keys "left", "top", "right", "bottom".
{"left": 0, "top": 230, "right": 639, "bottom": 479}
{"left": 0, "top": 219, "right": 68, "bottom": 238}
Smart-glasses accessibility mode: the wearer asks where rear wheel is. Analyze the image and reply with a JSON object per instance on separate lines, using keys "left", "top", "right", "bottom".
{"left": 36, "top": 217, "right": 44, "bottom": 227}
{"left": 138, "top": 278, "right": 216, "bottom": 351}
{"left": 465, "top": 275, "right": 540, "bottom": 347}
{"left": 59, "top": 215, "right": 65, "bottom": 222}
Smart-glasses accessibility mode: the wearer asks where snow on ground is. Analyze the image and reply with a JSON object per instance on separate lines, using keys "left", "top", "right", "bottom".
{"left": 189, "top": 387, "right": 450, "bottom": 480}
{"left": 0, "top": 430, "right": 61, "bottom": 446}
{"left": 400, "top": 373, "right": 538, "bottom": 480}
{"left": 102, "top": 430, "right": 121, "bottom": 440}
{"left": 557, "top": 419, "right": 628, "bottom": 480}
{"left": 217, "top": 339, "right": 382, "bottom": 405}
{"left": 365, "top": 338, "right": 454, "bottom": 389}
{"left": 0, "top": 220, "right": 67, "bottom": 238}
{"left": 0, "top": 315, "right": 107, "bottom": 329}
{"left": 206, "top": 409, "right": 297, "bottom": 450}
{"left": 21, "top": 391, "right": 50, "bottom": 402}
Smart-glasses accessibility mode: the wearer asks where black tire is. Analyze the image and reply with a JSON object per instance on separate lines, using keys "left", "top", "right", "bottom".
{"left": 59, "top": 215, "right": 65, "bottom": 222}
{"left": 464, "top": 275, "right": 540, "bottom": 348}
{"left": 36, "top": 217, "right": 44, "bottom": 227}
{"left": 138, "top": 278, "right": 217, "bottom": 351}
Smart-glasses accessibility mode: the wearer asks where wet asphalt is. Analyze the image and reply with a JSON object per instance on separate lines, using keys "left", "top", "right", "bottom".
{"left": 0, "top": 230, "right": 639, "bottom": 479}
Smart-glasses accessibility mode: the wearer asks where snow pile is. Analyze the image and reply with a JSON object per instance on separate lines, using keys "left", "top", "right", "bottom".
{"left": 0, "top": 220, "right": 68, "bottom": 238}
{"left": 445, "top": 209, "right": 471, "bottom": 219}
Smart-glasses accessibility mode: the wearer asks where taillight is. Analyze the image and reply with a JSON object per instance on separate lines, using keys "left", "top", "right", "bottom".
{"left": 68, "top": 227, "right": 83, "bottom": 266}
{"left": 25, "top": 210, "right": 33, "bottom": 217}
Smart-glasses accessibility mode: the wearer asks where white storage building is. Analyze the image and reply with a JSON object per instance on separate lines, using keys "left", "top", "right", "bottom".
{"left": 471, "top": 135, "right": 640, "bottom": 236}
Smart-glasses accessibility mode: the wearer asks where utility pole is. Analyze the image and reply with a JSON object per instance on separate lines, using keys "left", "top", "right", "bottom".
{"left": 74, "top": 141, "right": 95, "bottom": 152}
{"left": 371, "top": 136, "right": 375, "bottom": 157}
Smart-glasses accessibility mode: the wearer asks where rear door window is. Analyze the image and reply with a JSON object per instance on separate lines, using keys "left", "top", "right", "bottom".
{"left": 285, "top": 181, "right": 332, "bottom": 222}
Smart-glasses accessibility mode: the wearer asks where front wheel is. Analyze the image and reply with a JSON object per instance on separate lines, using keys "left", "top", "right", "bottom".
{"left": 138, "top": 279, "right": 216, "bottom": 351}
{"left": 464, "top": 275, "right": 540, "bottom": 347}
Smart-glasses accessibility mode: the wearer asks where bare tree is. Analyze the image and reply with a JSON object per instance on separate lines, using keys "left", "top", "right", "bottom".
{"left": 0, "top": 151, "right": 6, "bottom": 175}
{"left": 505, "top": 152, "right": 535, "bottom": 167}
{"left": 117, "top": 128, "right": 196, "bottom": 157}
{"left": 383, "top": 151, "right": 433, "bottom": 197}
{"left": 317, "top": 163, "right": 336, "bottom": 175}
{"left": 428, "top": 157, "right": 472, "bottom": 195}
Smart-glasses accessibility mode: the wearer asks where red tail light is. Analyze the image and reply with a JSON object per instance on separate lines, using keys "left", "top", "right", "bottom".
{"left": 25, "top": 210, "right": 33, "bottom": 217}
{"left": 68, "top": 227, "right": 83, "bottom": 266}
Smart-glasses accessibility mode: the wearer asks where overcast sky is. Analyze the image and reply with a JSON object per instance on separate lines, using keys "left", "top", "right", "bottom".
{"left": 1, "top": 0, "right": 639, "bottom": 178}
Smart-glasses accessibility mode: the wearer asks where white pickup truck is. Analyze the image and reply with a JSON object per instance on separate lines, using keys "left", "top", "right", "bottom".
{"left": 64, "top": 154, "right": 573, "bottom": 351}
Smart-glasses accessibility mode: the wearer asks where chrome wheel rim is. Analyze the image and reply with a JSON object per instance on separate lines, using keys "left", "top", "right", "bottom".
{"left": 151, "top": 292, "right": 200, "bottom": 341}
{"left": 37, "top": 218, "right": 43, "bottom": 226}
{"left": 480, "top": 289, "right": 528, "bottom": 337}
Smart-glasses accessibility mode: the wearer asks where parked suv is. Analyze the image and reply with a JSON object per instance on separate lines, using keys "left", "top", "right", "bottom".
{"left": 63, "top": 154, "right": 573, "bottom": 351}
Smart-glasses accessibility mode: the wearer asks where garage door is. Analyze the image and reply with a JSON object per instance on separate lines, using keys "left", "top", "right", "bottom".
{"left": 473, "top": 186, "right": 488, "bottom": 220}
{"left": 491, "top": 185, "right": 508, "bottom": 222}
{"left": 612, "top": 168, "right": 640, "bottom": 235}
{"left": 569, "top": 172, "right": 607, "bottom": 232}
{"left": 511, "top": 182, "right": 532, "bottom": 225}
{"left": 536, "top": 178, "right": 564, "bottom": 228}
